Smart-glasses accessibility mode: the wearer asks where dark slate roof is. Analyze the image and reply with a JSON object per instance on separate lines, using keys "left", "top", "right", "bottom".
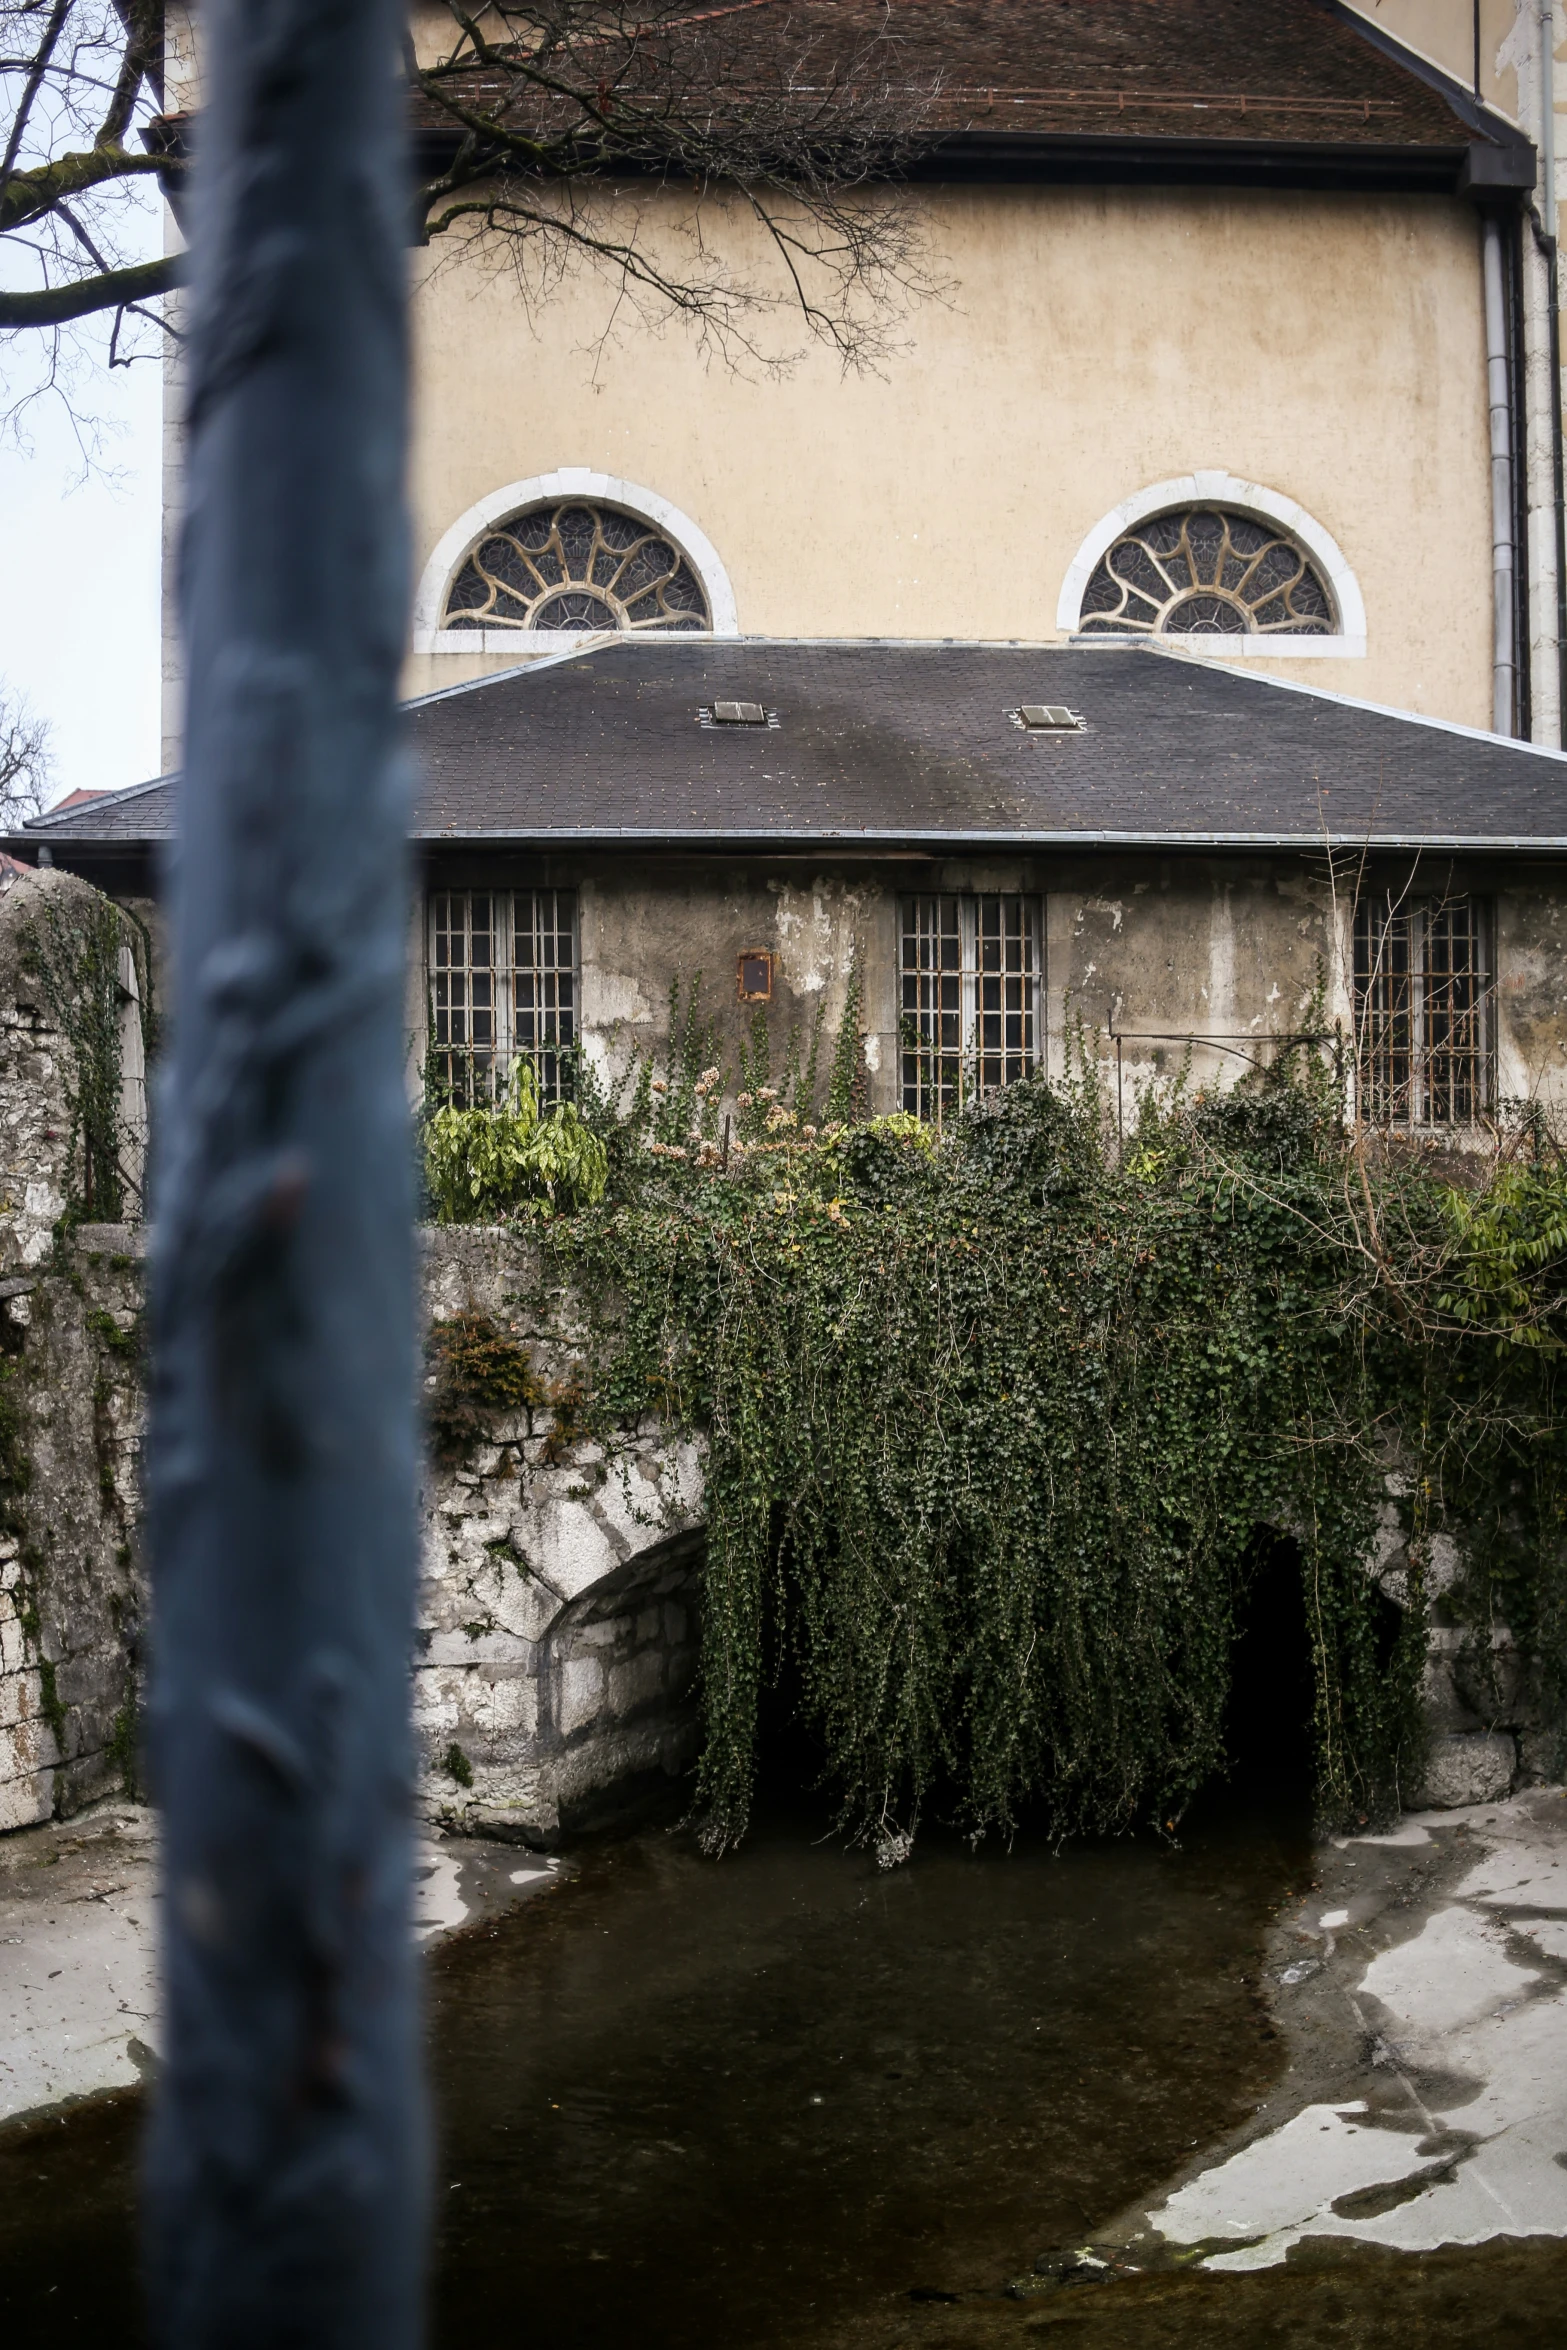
{"left": 25, "top": 641, "right": 1567, "bottom": 854}
{"left": 401, "top": 0, "right": 1530, "bottom": 193}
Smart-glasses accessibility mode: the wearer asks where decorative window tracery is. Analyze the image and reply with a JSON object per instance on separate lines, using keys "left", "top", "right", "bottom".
{"left": 442, "top": 501, "right": 710, "bottom": 633}
{"left": 1078, "top": 507, "right": 1336, "bottom": 638}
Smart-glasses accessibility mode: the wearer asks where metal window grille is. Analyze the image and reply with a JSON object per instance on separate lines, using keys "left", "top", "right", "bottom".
{"left": 428, "top": 889, "right": 578, "bottom": 1103}
{"left": 900, "top": 895, "right": 1040, "bottom": 1120}
{"left": 1352, "top": 896, "right": 1490, "bottom": 1128}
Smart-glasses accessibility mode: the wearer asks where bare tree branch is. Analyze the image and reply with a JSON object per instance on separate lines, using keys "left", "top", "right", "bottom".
{"left": 1, "top": 1, "right": 176, "bottom": 435}
{"left": 0, "top": 0, "right": 71, "bottom": 189}
{"left": 0, "top": 243, "right": 177, "bottom": 322}
{"left": 408, "top": 1, "right": 952, "bottom": 370}
{"left": 0, "top": 677, "right": 51, "bottom": 825}
{"left": 1, "top": 0, "right": 951, "bottom": 437}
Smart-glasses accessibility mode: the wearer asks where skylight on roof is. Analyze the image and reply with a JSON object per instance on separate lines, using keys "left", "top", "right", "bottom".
{"left": 701, "top": 700, "right": 778, "bottom": 729}
{"left": 1015, "top": 704, "right": 1083, "bottom": 732}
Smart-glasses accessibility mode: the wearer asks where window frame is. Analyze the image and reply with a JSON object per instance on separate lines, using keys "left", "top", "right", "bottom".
{"left": 427, "top": 887, "right": 579, "bottom": 1105}
{"left": 1351, "top": 893, "right": 1493, "bottom": 1131}
{"left": 899, "top": 893, "right": 1043, "bottom": 1122}
{"left": 1057, "top": 474, "right": 1366, "bottom": 659}
{"left": 411, "top": 470, "right": 740, "bottom": 653}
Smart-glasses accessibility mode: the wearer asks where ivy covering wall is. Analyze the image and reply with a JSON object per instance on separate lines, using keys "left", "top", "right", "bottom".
{"left": 425, "top": 993, "right": 1567, "bottom": 1856}
{"left": 17, "top": 886, "right": 153, "bottom": 1226}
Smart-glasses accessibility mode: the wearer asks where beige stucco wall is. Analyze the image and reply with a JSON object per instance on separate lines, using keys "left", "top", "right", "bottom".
{"left": 408, "top": 181, "right": 1495, "bottom": 728}
{"left": 1341, "top": 0, "right": 1523, "bottom": 120}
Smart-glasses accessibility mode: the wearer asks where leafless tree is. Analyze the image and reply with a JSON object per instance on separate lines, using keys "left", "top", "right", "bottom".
{"left": 407, "top": 2, "right": 950, "bottom": 369}
{"left": 0, "top": 2, "right": 175, "bottom": 436}
{"left": 0, "top": 678, "right": 51, "bottom": 822}
{"left": 1, "top": 2, "right": 948, "bottom": 435}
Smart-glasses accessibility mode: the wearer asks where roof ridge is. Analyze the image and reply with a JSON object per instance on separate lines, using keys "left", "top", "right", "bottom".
{"left": 29, "top": 769, "right": 180, "bottom": 830}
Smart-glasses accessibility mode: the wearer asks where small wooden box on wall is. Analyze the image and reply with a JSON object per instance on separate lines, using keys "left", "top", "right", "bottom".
{"left": 737, "top": 950, "right": 773, "bottom": 1003}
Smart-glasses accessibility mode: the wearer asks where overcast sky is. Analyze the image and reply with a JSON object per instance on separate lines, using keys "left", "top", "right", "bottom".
{"left": 0, "top": 268, "right": 164, "bottom": 814}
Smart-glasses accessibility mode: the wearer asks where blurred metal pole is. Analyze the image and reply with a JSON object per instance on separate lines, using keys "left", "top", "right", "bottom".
{"left": 145, "top": 0, "right": 423, "bottom": 2342}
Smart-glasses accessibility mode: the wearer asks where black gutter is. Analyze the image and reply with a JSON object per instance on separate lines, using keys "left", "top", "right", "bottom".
{"left": 902, "top": 130, "right": 1527, "bottom": 198}
{"left": 409, "top": 124, "right": 1535, "bottom": 202}
{"left": 154, "top": 102, "right": 1535, "bottom": 209}
{"left": 1510, "top": 209, "right": 1534, "bottom": 739}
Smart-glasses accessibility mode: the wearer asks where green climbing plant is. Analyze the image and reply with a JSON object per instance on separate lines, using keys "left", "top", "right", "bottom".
{"left": 19, "top": 893, "right": 149, "bottom": 1225}
{"left": 530, "top": 1044, "right": 1567, "bottom": 1856}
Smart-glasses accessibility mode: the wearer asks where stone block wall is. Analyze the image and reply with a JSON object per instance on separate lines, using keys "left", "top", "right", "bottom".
{"left": 416, "top": 1227, "right": 704, "bottom": 1845}
{"left": 4, "top": 1212, "right": 1563, "bottom": 1841}
{"left": 0, "top": 1220, "right": 706, "bottom": 1844}
{"left": 1369, "top": 1486, "right": 1556, "bottom": 1809}
{"left": 0, "top": 1233, "right": 145, "bottom": 1831}
{"left": 0, "top": 865, "right": 106, "bottom": 1273}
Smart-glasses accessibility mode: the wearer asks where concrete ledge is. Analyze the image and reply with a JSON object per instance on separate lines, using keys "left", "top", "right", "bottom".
{"left": 70, "top": 1223, "right": 147, "bottom": 1260}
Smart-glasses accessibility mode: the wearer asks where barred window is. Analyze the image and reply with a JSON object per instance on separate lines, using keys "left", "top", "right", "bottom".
{"left": 429, "top": 889, "right": 577, "bottom": 1103}
{"left": 1353, "top": 897, "right": 1490, "bottom": 1128}
{"left": 901, "top": 896, "right": 1040, "bottom": 1121}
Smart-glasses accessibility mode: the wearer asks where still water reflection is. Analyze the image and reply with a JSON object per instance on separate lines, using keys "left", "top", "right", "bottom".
{"left": 429, "top": 1790, "right": 1305, "bottom": 2349}
{"left": 7, "top": 1787, "right": 1567, "bottom": 2344}
{"left": 0, "top": 1789, "right": 1311, "bottom": 2347}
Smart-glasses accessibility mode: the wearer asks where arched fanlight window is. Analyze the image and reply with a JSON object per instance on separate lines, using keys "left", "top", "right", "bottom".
{"left": 442, "top": 500, "right": 711, "bottom": 633}
{"left": 1078, "top": 507, "right": 1336, "bottom": 638}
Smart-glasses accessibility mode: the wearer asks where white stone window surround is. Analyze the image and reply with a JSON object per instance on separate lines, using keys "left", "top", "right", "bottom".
{"left": 411, "top": 469, "right": 740, "bottom": 652}
{"left": 1057, "top": 472, "right": 1367, "bottom": 659}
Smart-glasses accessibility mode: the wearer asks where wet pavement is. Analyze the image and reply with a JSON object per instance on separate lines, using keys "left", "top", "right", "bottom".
{"left": 0, "top": 1796, "right": 559, "bottom": 2122}
{"left": 1, "top": 1785, "right": 1566, "bottom": 2346}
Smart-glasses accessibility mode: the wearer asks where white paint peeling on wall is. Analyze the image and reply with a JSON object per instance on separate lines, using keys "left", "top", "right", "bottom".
{"left": 1208, "top": 881, "right": 1237, "bottom": 1029}
{"left": 768, "top": 878, "right": 869, "bottom": 1000}
{"left": 583, "top": 970, "right": 657, "bottom": 1029}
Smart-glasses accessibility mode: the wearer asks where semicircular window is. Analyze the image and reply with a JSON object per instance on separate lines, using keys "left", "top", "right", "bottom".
{"left": 1078, "top": 507, "right": 1336, "bottom": 638}
{"left": 442, "top": 501, "right": 710, "bottom": 633}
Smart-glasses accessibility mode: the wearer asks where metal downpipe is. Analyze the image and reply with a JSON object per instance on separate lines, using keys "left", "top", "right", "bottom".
{"left": 1485, "top": 216, "right": 1520, "bottom": 735}
{"left": 1540, "top": 0, "right": 1567, "bottom": 741}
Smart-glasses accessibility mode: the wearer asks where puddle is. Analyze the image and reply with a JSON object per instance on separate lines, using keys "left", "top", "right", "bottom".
{"left": 1, "top": 1790, "right": 1563, "bottom": 2345}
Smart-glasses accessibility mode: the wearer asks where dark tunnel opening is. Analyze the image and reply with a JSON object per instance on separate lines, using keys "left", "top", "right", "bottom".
{"left": 1207, "top": 1529, "right": 1324, "bottom": 1834}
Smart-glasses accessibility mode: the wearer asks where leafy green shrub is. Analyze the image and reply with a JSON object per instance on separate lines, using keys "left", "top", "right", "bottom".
{"left": 1439, "top": 1160, "right": 1567, "bottom": 1347}
{"left": 424, "top": 1056, "right": 608, "bottom": 1222}
{"left": 425, "top": 1310, "right": 544, "bottom": 1455}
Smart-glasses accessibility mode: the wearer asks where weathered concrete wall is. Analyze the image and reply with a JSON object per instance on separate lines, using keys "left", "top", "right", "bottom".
{"left": 0, "top": 1235, "right": 144, "bottom": 1832}
{"left": 422, "top": 851, "right": 1567, "bottom": 1128}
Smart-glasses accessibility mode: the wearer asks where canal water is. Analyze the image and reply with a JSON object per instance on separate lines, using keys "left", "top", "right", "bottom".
{"left": 2, "top": 1787, "right": 1565, "bottom": 2346}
